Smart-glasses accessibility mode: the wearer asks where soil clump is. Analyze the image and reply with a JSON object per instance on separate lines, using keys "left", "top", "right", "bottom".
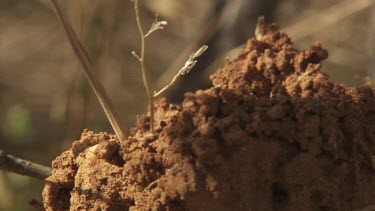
{"left": 43, "top": 25, "right": 375, "bottom": 211}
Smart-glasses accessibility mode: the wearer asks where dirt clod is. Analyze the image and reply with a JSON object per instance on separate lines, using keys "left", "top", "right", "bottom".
{"left": 43, "top": 25, "right": 375, "bottom": 211}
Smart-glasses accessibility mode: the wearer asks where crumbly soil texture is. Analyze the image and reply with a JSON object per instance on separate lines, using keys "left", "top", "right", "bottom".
{"left": 43, "top": 25, "right": 375, "bottom": 211}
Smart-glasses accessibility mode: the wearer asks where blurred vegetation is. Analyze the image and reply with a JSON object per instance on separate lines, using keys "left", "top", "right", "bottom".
{"left": 0, "top": 0, "right": 374, "bottom": 210}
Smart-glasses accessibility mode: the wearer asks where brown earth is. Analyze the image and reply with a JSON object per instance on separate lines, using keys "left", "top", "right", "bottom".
{"left": 43, "top": 25, "right": 375, "bottom": 211}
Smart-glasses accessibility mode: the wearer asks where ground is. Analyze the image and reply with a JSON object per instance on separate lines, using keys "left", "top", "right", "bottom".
{"left": 43, "top": 25, "right": 375, "bottom": 211}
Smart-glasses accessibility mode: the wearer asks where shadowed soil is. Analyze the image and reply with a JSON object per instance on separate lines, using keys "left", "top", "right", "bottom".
{"left": 43, "top": 25, "right": 375, "bottom": 211}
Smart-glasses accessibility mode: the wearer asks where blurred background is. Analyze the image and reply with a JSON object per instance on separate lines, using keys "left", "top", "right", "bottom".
{"left": 0, "top": 0, "right": 374, "bottom": 210}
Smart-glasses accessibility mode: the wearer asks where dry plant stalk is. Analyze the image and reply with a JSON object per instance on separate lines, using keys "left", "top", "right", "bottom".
{"left": 153, "top": 45, "right": 208, "bottom": 97}
{"left": 131, "top": 0, "right": 157, "bottom": 132}
{"left": 0, "top": 149, "right": 52, "bottom": 180}
{"left": 49, "top": 0, "right": 128, "bottom": 141}
{"left": 131, "top": 0, "right": 207, "bottom": 133}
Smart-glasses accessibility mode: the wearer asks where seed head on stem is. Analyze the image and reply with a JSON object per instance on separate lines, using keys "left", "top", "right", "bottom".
{"left": 131, "top": 0, "right": 208, "bottom": 133}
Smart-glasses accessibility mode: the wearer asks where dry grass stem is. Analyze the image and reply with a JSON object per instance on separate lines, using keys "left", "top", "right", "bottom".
{"left": 154, "top": 45, "right": 208, "bottom": 98}
{"left": 145, "top": 14, "right": 168, "bottom": 38}
{"left": 49, "top": 0, "right": 128, "bottom": 141}
{"left": 155, "top": 15, "right": 219, "bottom": 90}
{"left": 131, "top": 0, "right": 208, "bottom": 132}
{"left": 132, "top": 0, "right": 155, "bottom": 132}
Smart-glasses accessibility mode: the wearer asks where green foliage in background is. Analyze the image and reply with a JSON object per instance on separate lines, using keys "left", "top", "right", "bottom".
{"left": 2, "top": 104, "right": 35, "bottom": 141}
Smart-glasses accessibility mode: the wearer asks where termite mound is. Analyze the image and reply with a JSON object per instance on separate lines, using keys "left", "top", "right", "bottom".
{"left": 43, "top": 25, "right": 375, "bottom": 211}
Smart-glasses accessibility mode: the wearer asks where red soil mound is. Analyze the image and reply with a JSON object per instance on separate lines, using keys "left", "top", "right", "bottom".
{"left": 43, "top": 25, "right": 375, "bottom": 211}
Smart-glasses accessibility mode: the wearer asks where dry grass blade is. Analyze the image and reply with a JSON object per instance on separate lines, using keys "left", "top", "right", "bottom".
{"left": 49, "top": 0, "right": 128, "bottom": 141}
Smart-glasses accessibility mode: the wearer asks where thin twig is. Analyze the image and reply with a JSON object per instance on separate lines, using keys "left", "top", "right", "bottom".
{"left": 145, "top": 14, "right": 167, "bottom": 38}
{"left": 131, "top": 0, "right": 206, "bottom": 131}
{"left": 153, "top": 73, "right": 181, "bottom": 98}
{"left": 49, "top": 0, "right": 128, "bottom": 141}
{"left": 132, "top": 0, "right": 155, "bottom": 132}
{"left": 0, "top": 149, "right": 52, "bottom": 180}
{"left": 154, "top": 45, "right": 208, "bottom": 98}
{"left": 155, "top": 13, "right": 220, "bottom": 91}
